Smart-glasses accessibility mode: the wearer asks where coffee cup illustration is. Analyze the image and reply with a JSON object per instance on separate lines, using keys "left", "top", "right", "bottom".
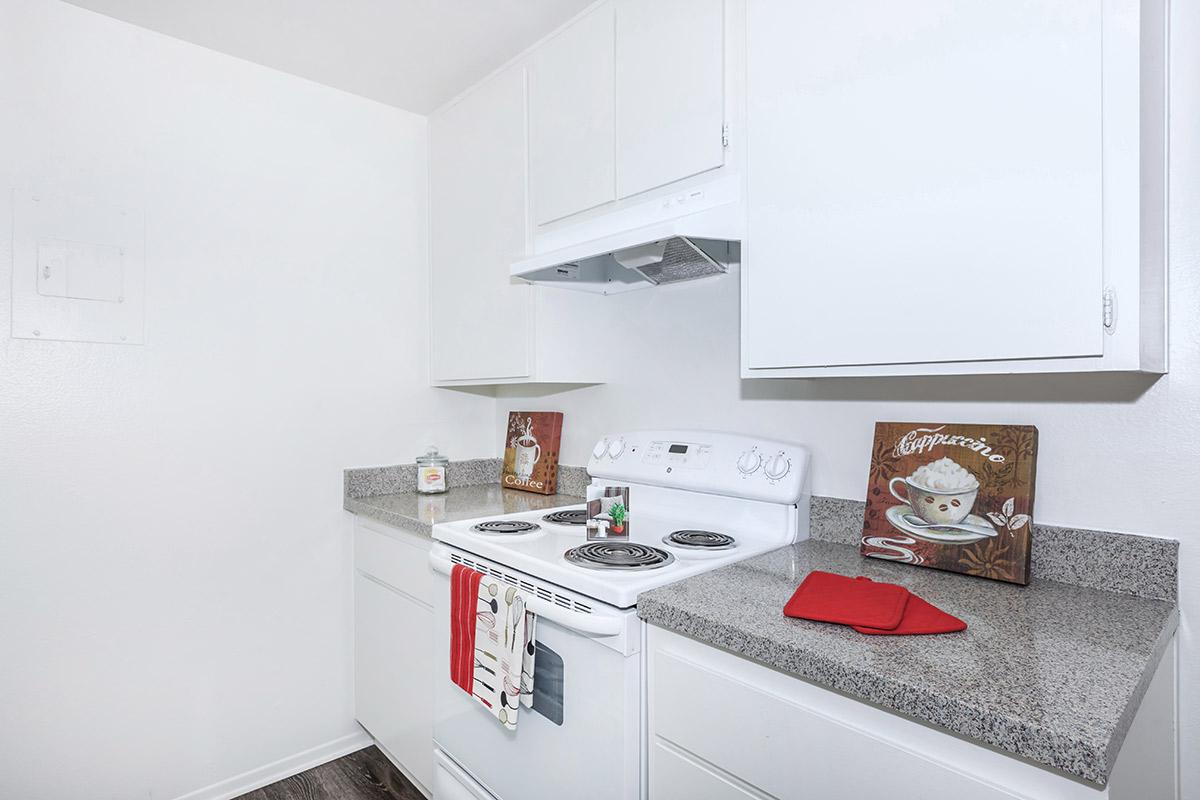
{"left": 515, "top": 435, "right": 541, "bottom": 480}
{"left": 889, "top": 457, "right": 979, "bottom": 526}
{"left": 512, "top": 416, "right": 541, "bottom": 481}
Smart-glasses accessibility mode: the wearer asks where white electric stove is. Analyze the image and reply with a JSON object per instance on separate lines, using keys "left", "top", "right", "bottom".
{"left": 429, "top": 430, "right": 810, "bottom": 800}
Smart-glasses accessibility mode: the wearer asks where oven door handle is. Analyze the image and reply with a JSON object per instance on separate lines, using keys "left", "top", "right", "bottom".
{"left": 429, "top": 553, "right": 624, "bottom": 637}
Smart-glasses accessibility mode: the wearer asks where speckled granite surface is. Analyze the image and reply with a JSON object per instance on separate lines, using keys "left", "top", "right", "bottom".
{"left": 637, "top": 539, "right": 1178, "bottom": 785}
{"left": 346, "top": 460, "right": 589, "bottom": 500}
{"left": 1029, "top": 524, "right": 1178, "bottom": 602}
{"left": 553, "top": 464, "right": 590, "bottom": 497}
{"left": 810, "top": 496, "right": 1178, "bottom": 601}
{"left": 345, "top": 482, "right": 583, "bottom": 537}
{"left": 345, "top": 458, "right": 504, "bottom": 499}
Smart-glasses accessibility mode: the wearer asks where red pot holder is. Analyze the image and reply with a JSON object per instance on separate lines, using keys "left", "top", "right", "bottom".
{"left": 783, "top": 570, "right": 910, "bottom": 630}
{"left": 850, "top": 577, "right": 967, "bottom": 635}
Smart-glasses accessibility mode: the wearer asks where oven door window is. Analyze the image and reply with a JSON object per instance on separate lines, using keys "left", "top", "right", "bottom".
{"left": 531, "top": 642, "right": 564, "bottom": 726}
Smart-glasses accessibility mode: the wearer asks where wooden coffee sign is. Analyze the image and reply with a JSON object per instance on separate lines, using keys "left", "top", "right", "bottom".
{"left": 861, "top": 422, "right": 1039, "bottom": 585}
{"left": 501, "top": 411, "right": 564, "bottom": 495}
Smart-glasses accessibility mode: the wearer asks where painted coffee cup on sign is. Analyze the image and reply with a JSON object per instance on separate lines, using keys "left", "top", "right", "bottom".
{"left": 514, "top": 436, "right": 541, "bottom": 480}
{"left": 888, "top": 457, "right": 979, "bottom": 526}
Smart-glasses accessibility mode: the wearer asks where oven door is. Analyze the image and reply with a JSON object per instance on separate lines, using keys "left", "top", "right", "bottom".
{"left": 431, "top": 549, "right": 643, "bottom": 800}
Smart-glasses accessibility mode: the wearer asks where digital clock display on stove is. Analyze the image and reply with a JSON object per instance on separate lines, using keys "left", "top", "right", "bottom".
{"left": 642, "top": 439, "right": 711, "bottom": 468}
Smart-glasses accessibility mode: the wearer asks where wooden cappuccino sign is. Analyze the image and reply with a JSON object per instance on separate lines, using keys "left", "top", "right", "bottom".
{"left": 501, "top": 411, "right": 563, "bottom": 495}
{"left": 861, "top": 422, "right": 1039, "bottom": 585}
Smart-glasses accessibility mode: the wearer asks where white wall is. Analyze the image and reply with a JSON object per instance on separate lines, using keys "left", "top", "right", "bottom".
{"left": 497, "top": 1, "right": 1200, "bottom": 795}
{"left": 0, "top": 2, "right": 493, "bottom": 799}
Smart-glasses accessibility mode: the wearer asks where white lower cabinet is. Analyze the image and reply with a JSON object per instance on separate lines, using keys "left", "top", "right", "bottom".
{"left": 647, "top": 626, "right": 1177, "bottom": 800}
{"left": 651, "top": 742, "right": 763, "bottom": 800}
{"left": 353, "top": 519, "right": 434, "bottom": 796}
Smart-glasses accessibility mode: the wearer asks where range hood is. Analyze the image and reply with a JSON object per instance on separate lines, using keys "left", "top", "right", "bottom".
{"left": 510, "top": 215, "right": 742, "bottom": 295}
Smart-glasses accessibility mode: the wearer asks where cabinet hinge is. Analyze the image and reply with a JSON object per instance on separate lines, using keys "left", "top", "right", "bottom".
{"left": 721, "top": 122, "right": 730, "bottom": 149}
{"left": 1102, "top": 287, "right": 1117, "bottom": 334}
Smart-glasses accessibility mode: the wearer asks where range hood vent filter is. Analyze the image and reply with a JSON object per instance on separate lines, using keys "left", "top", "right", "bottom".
{"left": 630, "top": 237, "right": 727, "bottom": 285}
{"left": 509, "top": 210, "right": 743, "bottom": 295}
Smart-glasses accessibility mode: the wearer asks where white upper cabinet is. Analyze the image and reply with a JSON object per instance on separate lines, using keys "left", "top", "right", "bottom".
{"left": 430, "top": 65, "right": 603, "bottom": 386}
{"left": 430, "top": 67, "right": 532, "bottom": 383}
{"left": 529, "top": 4, "right": 617, "bottom": 226}
{"left": 743, "top": 0, "right": 1166, "bottom": 377}
{"left": 615, "top": 0, "right": 727, "bottom": 199}
{"left": 528, "top": 0, "right": 733, "bottom": 240}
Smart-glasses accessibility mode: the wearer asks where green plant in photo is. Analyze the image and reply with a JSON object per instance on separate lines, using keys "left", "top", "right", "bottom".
{"left": 609, "top": 502, "right": 627, "bottom": 532}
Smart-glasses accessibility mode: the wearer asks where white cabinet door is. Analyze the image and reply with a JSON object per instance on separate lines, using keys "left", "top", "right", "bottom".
{"left": 651, "top": 741, "right": 761, "bottom": 799}
{"left": 647, "top": 627, "right": 1160, "bottom": 800}
{"left": 430, "top": 67, "right": 532, "bottom": 383}
{"left": 529, "top": 4, "right": 616, "bottom": 225}
{"left": 652, "top": 647, "right": 1019, "bottom": 800}
{"left": 355, "top": 572, "right": 433, "bottom": 792}
{"left": 615, "top": 0, "right": 726, "bottom": 199}
{"left": 745, "top": 0, "right": 1104, "bottom": 370}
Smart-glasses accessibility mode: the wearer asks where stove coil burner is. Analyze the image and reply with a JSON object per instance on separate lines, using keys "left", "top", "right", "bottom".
{"left": 664, "top": 530, "right": 737, "bottom": 550}
{"left": 542, "top": 509, "right": 588, "bottom": 526}
{"left": 564, "top": 542, "right": 675, "bottom": 571}
{"left": 471, "top": 520, "right": 541, "bottom": 535}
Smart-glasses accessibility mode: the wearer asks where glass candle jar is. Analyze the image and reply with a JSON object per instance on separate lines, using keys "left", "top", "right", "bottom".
{"left": 416, "top": 446, "right": 449, "bottom": 494}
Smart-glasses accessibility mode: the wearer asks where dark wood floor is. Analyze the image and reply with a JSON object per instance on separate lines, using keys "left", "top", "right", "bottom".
{"left": 235, "top": 747, "right": 424, "bottom": 800}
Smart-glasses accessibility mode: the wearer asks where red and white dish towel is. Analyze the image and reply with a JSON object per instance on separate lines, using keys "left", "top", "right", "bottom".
{"left": 784, "top": 570, "right": 966, "bottom": 635}
{"left": 450, "top": 564, "right": 537, "bottom": 729}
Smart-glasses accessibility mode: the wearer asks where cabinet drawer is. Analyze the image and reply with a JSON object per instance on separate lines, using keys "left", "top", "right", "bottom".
{"left": 354, "top": 521, "right": 433, "bottom": 606}
{"left": 651, "top": 740, "right": 764, "bottom": 800}
{"left": 653, "top": 648, "right": 1019, "bottom": 800}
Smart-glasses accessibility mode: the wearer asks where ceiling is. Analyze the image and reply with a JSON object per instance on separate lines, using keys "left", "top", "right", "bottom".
{"left": 63, "top": 0, "right": 595, "bottom": 113}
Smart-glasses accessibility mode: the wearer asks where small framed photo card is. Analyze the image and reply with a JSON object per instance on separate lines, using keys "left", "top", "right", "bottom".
{"left": 587, "top": 485, "right": 630, "bottom": 541}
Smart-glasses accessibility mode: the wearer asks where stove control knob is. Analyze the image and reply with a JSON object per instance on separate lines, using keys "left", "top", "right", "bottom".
{"left": 607, "top": 438, "right": 625, "bottom": 459}
{"left": 592, "top": 438, "right": 609, "bottom": 460}
{"left": 736, "top": 450, "right": 761, "bottom": 475}
{"left": 764, "top": 452, "right": 791, "bottom": 480}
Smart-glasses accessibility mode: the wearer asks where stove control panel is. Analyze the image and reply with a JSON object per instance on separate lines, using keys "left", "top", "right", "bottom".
{"left": 587, "top": 430, "right": 810, "bottom": 504}
{"left": 642, "top": 439, "right": 713, "bottom": 469}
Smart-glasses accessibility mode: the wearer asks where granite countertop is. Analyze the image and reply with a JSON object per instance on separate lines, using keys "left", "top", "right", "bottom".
{"left": 346, "top": 484, "right": 583, "bottom": 537}
{"left": 344, "top": 458, "right": 587, "bottom": 537}
{"left": 346, "top": 464, "right": 1178, "bottom": 785}
{"left": 637, "top": 538, "right": 1178, "bottom": 786}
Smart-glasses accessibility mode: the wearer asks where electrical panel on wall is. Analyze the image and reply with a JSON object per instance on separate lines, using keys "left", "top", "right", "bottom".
{"left": 11, "top": 190, "right": 146, "bottom": 345}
